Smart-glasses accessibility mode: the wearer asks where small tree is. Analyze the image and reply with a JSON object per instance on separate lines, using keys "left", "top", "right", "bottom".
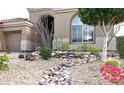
{"left": 78, "top": 8, "right": 124, "bottom": 61}
{"left": 36, "top": 15, "right": 54, "bottom": 48}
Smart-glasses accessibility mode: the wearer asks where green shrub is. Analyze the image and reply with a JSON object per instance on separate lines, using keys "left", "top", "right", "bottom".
{"left": 104, "top": 58, "right": 120, "bottom": 67}
{"left": 57, "top": 43, "right": 70, "bottom": 50}
{"left": 89, "top": 46, "right": 102, "bottom": 54}
{"left": 81, "top": 44, "right": 90, "bottom": 51}
{"left": 116, "top": 36, "right": 124, "bottom": 58}
{"left": 39, "top": 48, "right": 52, "bottom": 60}
{"left": 81, "top": 44, "right": 102, "bottom": 54}
{"left": 75, "top": 46, "right": 81, "bottom": 52}
{"left": 0, "top": 54, "right": 9, "bottom": 70}
{"left": 39, "top": 48, "right": 43, "bottom": 56}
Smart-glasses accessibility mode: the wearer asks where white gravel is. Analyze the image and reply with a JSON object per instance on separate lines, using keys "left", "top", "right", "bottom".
{"left": 0, "top": 53, "right": 113, "bottom": 85}
{"left": 0, "top": 53, "right": 63, "bottom": 85}
{"left": 70, "top": 61, "right": 113, "bottom": 85}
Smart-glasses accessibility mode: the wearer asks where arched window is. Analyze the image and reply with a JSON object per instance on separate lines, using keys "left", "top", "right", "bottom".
{"left": 71, "top": 15, "right": 94, "bottom": 43}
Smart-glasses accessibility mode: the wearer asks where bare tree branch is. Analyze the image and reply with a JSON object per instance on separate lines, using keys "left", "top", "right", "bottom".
{"left": 101, "top": 20, "right": 107, "bottom": 35}
{"left": 107, "top": 16, "right": 116, "bottom": 33}
{"left": 36, "top": 15, "right": 54, "bottom": 48}
{"left": 97, "top": 21, "right": 106, "bottom": 36}
{"left": 107, "top": 23, "right": 124, "bottom": 46}
{"left": 37, "top": 21, "right": 47, "bottom": 47}
{"left": 107, "top": 27, "right": 120, "bottom": 46}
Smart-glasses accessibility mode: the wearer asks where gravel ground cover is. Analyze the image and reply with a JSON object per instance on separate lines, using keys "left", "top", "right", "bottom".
{"left": 39, "top": 58, "right": 113, "bottom": 85}
{"left": 70, "top": 61, "right": 113, "bottom": 85}
{"left": 71, "top": 58, "right": 124, "bottom": 85}
{"left": 0, "top": 53, "right": 115, "bottom": 85}
{"left": 0, "top": 53, "right": 63, "bottom": 85}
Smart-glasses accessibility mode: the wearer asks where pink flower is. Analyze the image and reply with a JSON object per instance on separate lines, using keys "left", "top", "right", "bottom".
{"left": 100, "top": 67, "right": 104, "bottom": 73}
{"left": 121, "top": 75, "right": 124, "bottom": 78}
{"left": 118, "top": 77, "right": 122, "bottom": 80}
{"left": 100, "top": 64, "right": 124, "bottom": 83}
{"left": 111, "top": 76, "right": 117, "bottom": 81}
{"left": 102, "top": 71, "right": 106, "bottom": 76}
{"left": 103, "top": 75, "right": 109, "bottom": 80}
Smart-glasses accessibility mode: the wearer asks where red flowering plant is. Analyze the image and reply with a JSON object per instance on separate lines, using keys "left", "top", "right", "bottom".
{"left": 100, "top": 58, "right": 124, "bottom": 84}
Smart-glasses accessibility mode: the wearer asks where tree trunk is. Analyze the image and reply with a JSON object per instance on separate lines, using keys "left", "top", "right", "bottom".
{"left": 102, "top": 33, "right": 108, "bottom": 61}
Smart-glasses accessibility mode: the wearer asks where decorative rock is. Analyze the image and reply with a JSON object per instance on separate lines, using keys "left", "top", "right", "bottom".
{"left": 25, "top": 53, "right": 35, "bottom": 61}
{"left": 90, "top": 54, "right": 96, "bottom": 58}
{"left": 55, "top": 51, "right": 62, "bottom": 54}
{"left": 32, "top": 52, "right": 39, "bottom": 56}
{"left": 80, "top": 55, "right": 84, "bottom": 59}
{"left": 64, "top": 75, "right": 70, "bottom": 79}
{"left": 89, "top": 58, "right": 96, "bottom": 62}
{"left": 64, "top": 70, "right": 71, "bottom": 75}
{"left": 39, "top": 58, "right": 83, "bottom": 85}
{"left": 44, "top": 75, "right": 49, "bottom": 79}
{"left": 39, "top": 50, "right": 110, "bottom": 85}
{"left": 51, "top": 52, "right": 56, "bottom": 57}
{"left": 18, "top": 54, "right": 24, "bottom": 58}
{"left": 48, "top": 72, "right": 57, "bottom": 77}
{"left": 48, "top": 68, "right": 55, "bottom": 72}
{"left": 59, "top": 63, "right": 66, "bottom": 67}
{"left": 84, "top": 54, "right": 89, "bottom": 58}
{"left": 39, "top": 78, "right": 46, "bottom": 83}
{"left": 59, "top": 77, "right": 65, "bottom": 81}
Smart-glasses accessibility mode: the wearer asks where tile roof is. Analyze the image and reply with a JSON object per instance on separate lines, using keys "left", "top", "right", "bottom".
{"left": 0, "top": 18, "right": 28, "bottom": 24}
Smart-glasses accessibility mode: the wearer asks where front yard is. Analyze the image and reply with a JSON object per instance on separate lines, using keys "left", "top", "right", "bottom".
{"left": 71, "top": 61, "right": 112, "bottom": 85}
{"left": 0, "top": 53, "right": 122, "bottom": 85}
{"left": 0, "top": 53, "right": 63, "bottom": 84}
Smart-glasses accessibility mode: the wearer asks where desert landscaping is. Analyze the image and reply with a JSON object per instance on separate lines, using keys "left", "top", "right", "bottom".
{"left": 1, "top": 8, "right": 124, "bottom": 85}
{"left": 0, "top": 52, "right": 118, "bottom": 85}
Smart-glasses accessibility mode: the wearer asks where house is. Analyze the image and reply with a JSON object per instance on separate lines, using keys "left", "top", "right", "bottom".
{"left": 0, "top": 18, "right": 35, "bottom": 52}
{"left": 28, "top": 8, "right": 116, "bottom": 50}
{"left": 0, "top": 8, "right": 116, "bottom": 52}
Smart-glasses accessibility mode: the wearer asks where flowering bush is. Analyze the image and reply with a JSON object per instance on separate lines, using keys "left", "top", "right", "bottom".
{"left": 100, "top": 65, "right": 124, "bottom": 81}
{"left": 100, "top": 58, "right": 124, "bottom": 84}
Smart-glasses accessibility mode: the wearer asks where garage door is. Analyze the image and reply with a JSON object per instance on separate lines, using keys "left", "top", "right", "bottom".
{"left": 5, "top": 31, "right": 21, "bottom": 52}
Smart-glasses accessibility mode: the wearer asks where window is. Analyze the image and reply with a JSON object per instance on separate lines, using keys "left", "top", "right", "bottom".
{"left": 71, "top": 15, "right": 94, "bottom": 43}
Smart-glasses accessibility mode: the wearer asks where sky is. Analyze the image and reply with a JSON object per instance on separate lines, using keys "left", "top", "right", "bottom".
{"left": 117, "top": 24, "right": 124, "bottom": 36}
{"left": 0, "top": 8, "right": 29, "bottom": 20}
{"left": 0, "top": 0, "right": 124, "bottom": 36}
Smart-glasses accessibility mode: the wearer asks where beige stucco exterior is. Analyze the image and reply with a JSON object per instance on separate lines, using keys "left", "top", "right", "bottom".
{"left": 0, "top": 8, "right": 116, "bottom": 52}
{"left": 0, "top": 20, "right": 35, "bottom": 52}
{"left": 28, "top": 8, "right": 116, "bottom": 50}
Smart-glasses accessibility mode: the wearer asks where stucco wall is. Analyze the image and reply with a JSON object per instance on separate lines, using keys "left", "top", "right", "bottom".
{"left": 95, "top": 26, "right": 114, "bottom": 37}
{"left": 95, "top": 37, "right": 116, "bottom": 50}
{"left": 52, "top": 37, "right": 116, "bottom": 50}
{"left": 29, "top": 10, "right": 54, "bottom": 24}
{"left": 54, "top": 11, "right": 76, "bottom": 40}
{"left": 0, "top": 31, "right": 5, "bottom": 51}
{"left": 0, "top": 21, "right": 35, "bottom": 52}
{"left": 21, "top": 26, "right": 35, "bottom": 51}
{"left": 28, "top": 8, "right": 116, "bottom": 50}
